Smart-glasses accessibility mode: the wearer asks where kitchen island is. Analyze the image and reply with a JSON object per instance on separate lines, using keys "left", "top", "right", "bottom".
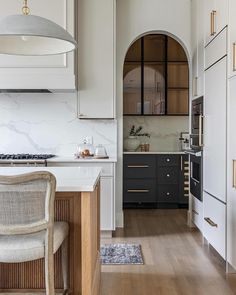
{"left": 0, "top": 167, "right": 101, "bottom": 295}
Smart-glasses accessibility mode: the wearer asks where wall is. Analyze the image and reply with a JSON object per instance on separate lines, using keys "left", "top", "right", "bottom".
{"left": 116, "top": 0, "right": 192, "bottom": 227}
{"left": 123, "top": 116, "right": 189, "bottom": 152}
{"left": 0, "top": 92, "right": 117, "bottom": 156}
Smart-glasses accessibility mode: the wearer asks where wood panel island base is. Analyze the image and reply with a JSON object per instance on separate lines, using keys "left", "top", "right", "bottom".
{"left": 0, "top": 167, "right": 101, "bottom": 295}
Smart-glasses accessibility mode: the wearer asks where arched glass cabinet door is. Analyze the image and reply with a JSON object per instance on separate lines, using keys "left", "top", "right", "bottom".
{"left": 123, "top": 34, "right": 189, "bottom": 116}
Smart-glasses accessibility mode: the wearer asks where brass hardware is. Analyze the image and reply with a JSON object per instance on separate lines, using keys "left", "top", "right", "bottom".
{"left": 233, "top": 160, "right": 236, "bottom": 188}
{"left": 193, "top": 77, "right": 198, "bottom": 97}
{"left": 192, "top": 209, "right": 199, "bottom": 215}
{"left": 127, "top": 165, "right": 149, "bottom": 168}
{"left": 211, "top": 10, "right": 217, "bottom": 36}
{"left": 233, "top": 43, "right": 236, "bottom": 72}
{"left": 204, "top": 217, "right": 218, "bottom": 227}
{"left": 181, "top": 156, "right": 183, "bottom": 171}
{"left": 199, "top": 115, "right": 204, "bottom": 147}
{"left": 22, "top": 0, "right": 30, "bottom": 15}
{"left": 127, "top": 189, "right": 149, "bottom": 193}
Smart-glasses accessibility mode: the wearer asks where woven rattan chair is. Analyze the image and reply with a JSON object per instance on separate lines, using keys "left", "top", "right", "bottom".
{"left": 0, "top": 171, "right": 69, "bottom": 295}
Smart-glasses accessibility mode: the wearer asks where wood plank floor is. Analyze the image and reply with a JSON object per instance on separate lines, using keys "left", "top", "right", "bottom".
{"left": 101, "top": 209, "right": 236, "bottom": 295}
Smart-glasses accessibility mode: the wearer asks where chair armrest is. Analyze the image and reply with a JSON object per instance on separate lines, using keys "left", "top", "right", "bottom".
{"left": 0, "top": 220, "right": 49, "bottom": 235}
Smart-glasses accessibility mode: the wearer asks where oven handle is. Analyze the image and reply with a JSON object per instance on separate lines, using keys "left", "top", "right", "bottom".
{"left": 199, "top": 115, "right": 204, "bottom": 147}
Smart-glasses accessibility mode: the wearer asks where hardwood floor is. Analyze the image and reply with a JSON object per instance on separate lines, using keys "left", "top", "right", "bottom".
{"left": 101, "top": 209, "right": 236, "bottom": 295}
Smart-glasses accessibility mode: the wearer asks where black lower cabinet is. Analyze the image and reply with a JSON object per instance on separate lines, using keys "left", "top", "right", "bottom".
{"left": 123, "top": 154, "right": 189, "bottom": 209}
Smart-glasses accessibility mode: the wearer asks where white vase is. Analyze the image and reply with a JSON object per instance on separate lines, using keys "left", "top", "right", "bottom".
{"left": 124, "top": 136, "right": 140, "bottom": 151}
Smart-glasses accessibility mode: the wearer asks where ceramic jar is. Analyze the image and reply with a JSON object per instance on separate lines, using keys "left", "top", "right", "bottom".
{"left": 124, "top": 136, "right": 140, "bottom": 151}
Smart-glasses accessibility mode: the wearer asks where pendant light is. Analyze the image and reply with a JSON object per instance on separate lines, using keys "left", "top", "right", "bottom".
{"left": 0, "top": 0, "right": 77, "bottom": 56}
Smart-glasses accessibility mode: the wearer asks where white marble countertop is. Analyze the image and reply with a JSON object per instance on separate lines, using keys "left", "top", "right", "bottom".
{"left": 47, "top": 156, "right": 117, "bottom": 163}
{"left": 123, "top": 151, "right": 186, "bottom": 155}
{"left": 0, "top": 167, "right": 101, "bottom": 192}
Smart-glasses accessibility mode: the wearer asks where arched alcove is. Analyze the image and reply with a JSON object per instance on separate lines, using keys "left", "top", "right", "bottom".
{"left": 123, "top": 33, "right": 189, "bottom": 116}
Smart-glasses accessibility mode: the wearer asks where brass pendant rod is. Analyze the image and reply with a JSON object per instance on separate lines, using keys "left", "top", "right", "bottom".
{"left": 22, "top": 0, "right": 30, "bottom": 15}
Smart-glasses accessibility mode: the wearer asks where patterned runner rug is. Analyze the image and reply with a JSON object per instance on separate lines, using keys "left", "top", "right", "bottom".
{"left": 101, "top": 243, "right": 144, "bottom": 265}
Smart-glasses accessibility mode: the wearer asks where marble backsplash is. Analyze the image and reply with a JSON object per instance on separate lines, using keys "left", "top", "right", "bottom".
{"left": 0, "top": 92, "right": 117, "bottom": 157}
{"left": 123, "top": 116, "right": 189, "bottom": 152}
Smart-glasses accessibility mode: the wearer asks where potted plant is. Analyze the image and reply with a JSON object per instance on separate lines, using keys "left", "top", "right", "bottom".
{"left": 124, "top": 125, "right": 150, "bottom": 151}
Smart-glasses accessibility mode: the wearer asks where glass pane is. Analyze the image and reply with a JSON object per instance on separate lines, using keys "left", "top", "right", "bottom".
{"left": 143, "top": 63, "right": 165, "bottom": 114}
{"left": 168, "top": 62, "right": 189, "bottom": 88}
{"left": 123, "top": 63, "right": 142, "bottom": 114}
{"left": 125, "top": 39, "right": 141, "bottom": 62}
{"left": 168, "top": 37, "right": 187, "bottom": 61}
{"left": 167, "top": 89, "right": 189, "bottom": 115}
{"left": 144, "top": 35, "right": 165, "bottom": 62}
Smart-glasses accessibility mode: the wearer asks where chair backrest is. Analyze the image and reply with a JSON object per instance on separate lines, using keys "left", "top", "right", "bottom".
{"left": 0, "top": 171, "right": 56, "bottom": 235}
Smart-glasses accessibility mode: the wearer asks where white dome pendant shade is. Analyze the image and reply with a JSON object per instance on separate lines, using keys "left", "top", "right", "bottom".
{"left": 0, "top": 1, "right": 77, "bottom": 56}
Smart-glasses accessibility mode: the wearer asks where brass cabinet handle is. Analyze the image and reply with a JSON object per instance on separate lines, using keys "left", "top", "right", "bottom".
{"left": 193, "top": 77, "right": 198, "bottom": 97}
{"left": 199, "top": 115, "right": 204, "bottom": 147}
{"left": 204, "top": 217, "right": 218, "bottom": 227}
{"left": 127, "top": 189, "right": 149, "bottom": 193}
{"left": 127, "top": 165, "right": 149, "bottom": 168}
{"left": 211, "top": 10, "right": 217, "bottom": 36}
{"left": 233, "top": 43, "right": 236, "bottom": 72}
{"left": 192, "top": 209, "right": 199, "bottom": 215}
{"left": 233, "top": 160, "right": 236, "bottom": 188}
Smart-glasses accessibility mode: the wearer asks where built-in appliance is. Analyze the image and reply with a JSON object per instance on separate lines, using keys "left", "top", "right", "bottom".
{"left": 0, "top": 154, "right": 55, "bottom": 167}
{"left": 190, "top": 96, "right": 204, "bottom": 151}
{"left": 190, "top": 154, "right": 202, "bottom": 201}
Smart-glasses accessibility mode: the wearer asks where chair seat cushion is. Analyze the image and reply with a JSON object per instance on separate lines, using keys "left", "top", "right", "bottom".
{"left": 0, "top": 222, "right": 69, "bottom": 263}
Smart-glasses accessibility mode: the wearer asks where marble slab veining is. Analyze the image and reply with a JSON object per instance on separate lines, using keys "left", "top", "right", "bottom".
{"left": 0, "top": 92, "right": 117, "bottom": 158}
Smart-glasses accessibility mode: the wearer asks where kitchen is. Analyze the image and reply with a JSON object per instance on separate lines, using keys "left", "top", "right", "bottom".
{"left": 0, "top": 0, "right": 236, "bottom": 294}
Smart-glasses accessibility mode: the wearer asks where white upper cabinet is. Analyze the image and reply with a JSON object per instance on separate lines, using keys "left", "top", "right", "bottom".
{"left": 191, "top": 0, "right": 204, "bottom": 98}
{"left": 77, "top": 0, "right": 115, "bottom": 119}
{"left": 204, "top": 0, "right": 228, "bottom": 46}
{"left": 0, "top": 0, "right": 76, "bottom": 90}
{"left": 229, "top": 0, "right": 236, "bottom": 78}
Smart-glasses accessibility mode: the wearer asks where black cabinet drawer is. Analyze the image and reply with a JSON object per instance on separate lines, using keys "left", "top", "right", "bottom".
{"left": 158, "top": 167, "right": 179, "bottom": 184}
{"left": 158, "top": 185, "right": 179, "bottom": 203}
{"left": 158, "top": 155, "right": 180, "bottom": 167}
{"left": 123, "top": 179, "right": 156, "bottom": 203}
{"left": 124, "top": 155, "right": 156, "bottom": 178}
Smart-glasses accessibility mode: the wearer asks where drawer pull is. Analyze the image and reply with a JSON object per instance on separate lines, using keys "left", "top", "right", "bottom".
{"left": 127, "top": 189, "right": 149, "bottom": 193}
{"left": 204, "top": 217, "right": 218, "bottom": 227}
{"left": 166, "top": 174, "right": 170, "bottom": 177}
{"left": 192, "top": 209, "right": 199, "bottom": 215}
{"left": 233, "top": 160, "right": 236, "bottom": 188}
{"left": 233, "top": 43, "right": 236, "bottom": 72}
{"left": 127, "top": 165, "right": 149, "bottom": 168}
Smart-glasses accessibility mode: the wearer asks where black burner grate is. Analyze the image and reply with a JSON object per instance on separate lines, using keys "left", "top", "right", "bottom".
{"left": 0, "top": 154, "right": 55, "bottom": 160}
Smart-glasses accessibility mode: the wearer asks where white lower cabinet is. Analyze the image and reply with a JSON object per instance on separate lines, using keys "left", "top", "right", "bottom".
{"left": 100, "top": 177, "right": 114, "bottom": 231}
{"left": 192, "top": 196, "right": 203, "bottom": 232}
{"left": 203, "top": 191, "right": 226, "bottom": 259}
{"left": 48, "top": 161, "right": 115, "bottom": 231}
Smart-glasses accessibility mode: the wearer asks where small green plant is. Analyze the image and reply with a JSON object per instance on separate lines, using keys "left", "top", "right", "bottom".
{"left": 129, "top": 125, "right": 150, "bottom": 138}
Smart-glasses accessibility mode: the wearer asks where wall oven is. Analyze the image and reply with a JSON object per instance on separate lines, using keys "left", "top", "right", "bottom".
{"left": 190, "top": 154, "right": 202, "bottom": 201}
{"left": 190, "top": 96, "right": 204, "bottom": 151}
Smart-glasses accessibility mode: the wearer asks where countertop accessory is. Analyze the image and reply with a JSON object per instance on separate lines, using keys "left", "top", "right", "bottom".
{"left": 0, "top": 0, "right": 77, "bottom": 56}
{"left": 94, "top": 145, "right": 109, "bottom": 159}
{"left": 77, "top": 137, "right": 95, "bottom": 158}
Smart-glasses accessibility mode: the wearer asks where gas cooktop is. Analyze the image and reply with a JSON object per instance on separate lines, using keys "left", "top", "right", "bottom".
{"left": 0, "top": 154, "right": 55, "bottom": 160}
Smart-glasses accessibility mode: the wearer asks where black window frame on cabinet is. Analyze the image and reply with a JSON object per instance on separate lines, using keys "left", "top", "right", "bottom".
{"left": 123, "top": 34, "right": 189, "bottom": 117}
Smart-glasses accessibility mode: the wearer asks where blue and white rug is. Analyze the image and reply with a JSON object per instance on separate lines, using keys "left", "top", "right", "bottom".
{"left": 101, "top": 243, "right": 144, "bottom": 265}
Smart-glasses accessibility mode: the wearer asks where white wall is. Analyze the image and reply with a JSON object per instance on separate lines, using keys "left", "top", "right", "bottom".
{"left": 0, "top": 92, "right": 117, "bottom": 156}
{"left": 116, "top": 0, "right": 192, "bottom": 227}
